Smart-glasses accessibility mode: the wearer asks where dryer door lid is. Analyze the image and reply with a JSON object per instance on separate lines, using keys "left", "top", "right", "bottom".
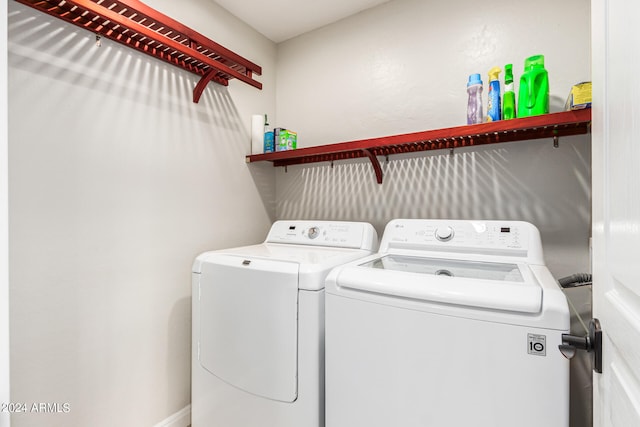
{"left": 198, "top": 255, "right": 299, "bottom": 402}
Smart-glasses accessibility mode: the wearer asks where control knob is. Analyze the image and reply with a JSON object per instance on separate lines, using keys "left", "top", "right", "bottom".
{"left": 435, "top": 226, "right": 454, "bottom": 242}
{"left": 307, "top": 226, "right": 320, "bottom": 239}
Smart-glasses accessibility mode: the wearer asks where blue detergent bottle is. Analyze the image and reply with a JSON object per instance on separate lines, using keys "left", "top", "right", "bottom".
{"left": 263, "top": 114, "right": 274, "bottom": 153}
{"left": 486, "top": 66, "right": 502, "bottom": 122}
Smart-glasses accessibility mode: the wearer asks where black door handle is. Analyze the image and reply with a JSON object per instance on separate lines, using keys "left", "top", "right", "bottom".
{"left": 558, "top": 318, "right": 602, "bottom": 374}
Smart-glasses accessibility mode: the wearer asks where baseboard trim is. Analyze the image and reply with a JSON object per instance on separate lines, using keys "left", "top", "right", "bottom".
{"left": 153, "top": 404, "right": 191, "bottom": 427}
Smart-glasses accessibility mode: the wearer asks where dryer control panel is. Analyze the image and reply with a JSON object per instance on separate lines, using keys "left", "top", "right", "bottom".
{"left": 380, "top": 219, "right": 544, "bottom": 263}
{"left": 266, "top": 220, "right": 378, "bottom": 250}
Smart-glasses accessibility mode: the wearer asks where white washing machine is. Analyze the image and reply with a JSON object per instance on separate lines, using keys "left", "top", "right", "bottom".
{"left": 325, "top": 219, "right": 570, "bottom": 427}
{"left": 192, "top": 220, "right": 377, "bottom": 427}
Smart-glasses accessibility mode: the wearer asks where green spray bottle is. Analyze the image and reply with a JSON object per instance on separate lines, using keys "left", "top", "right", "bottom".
{"left": 518, "top": 55, "right": 549, "bottom": 117}
{"left": 503, "top": 64, "right": 516, "bottom": 119}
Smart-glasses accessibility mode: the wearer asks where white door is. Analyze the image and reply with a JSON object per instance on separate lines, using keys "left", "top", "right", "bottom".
{"left": 592, "top": 0, "right": 640, "bottom": 425}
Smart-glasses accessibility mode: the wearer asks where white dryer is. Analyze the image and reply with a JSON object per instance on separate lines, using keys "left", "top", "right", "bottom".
{"left": 192, "top": 220, "right": 377, "bottom": 427}
{"left": 325, "top": 219, "right": 570, "bottom": 427}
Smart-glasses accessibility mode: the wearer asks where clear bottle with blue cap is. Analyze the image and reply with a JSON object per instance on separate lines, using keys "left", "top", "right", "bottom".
{"left": 467, "top": 73, "right": 484, "bottom": 124}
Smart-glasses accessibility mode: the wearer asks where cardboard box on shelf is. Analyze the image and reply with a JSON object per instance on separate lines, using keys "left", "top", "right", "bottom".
{"left": 275, "top": 128, "right": 297, "bottom": 151}
{"left": 565, "top": 82, "right": 592, "bottom": 110}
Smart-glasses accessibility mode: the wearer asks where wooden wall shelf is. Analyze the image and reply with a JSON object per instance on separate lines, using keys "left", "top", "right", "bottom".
{"left": 246, "top": 109, "right": 592, "bottom": 184}
{"left": 16, "top": 0, "right": 262, "bottom": 101}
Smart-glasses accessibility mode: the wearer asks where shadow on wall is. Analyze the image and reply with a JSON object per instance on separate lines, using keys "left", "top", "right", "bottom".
{"left": 248, "top": 161, "right": 278, "bottom": 223}
{"left": 277, "top": 136, "right": 591, "bottom": 252}
{"left": 8, "top": 4, "right": 245, "bottom": 147}
{"left": 9, "top": 2, "right": 275, "bottom": 245}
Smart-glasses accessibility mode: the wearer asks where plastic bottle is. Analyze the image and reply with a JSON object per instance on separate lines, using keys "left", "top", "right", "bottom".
{"left": 503, "top": 64, "right": 516, "bottom": 120}
{"left": 466, "top": 74, "right": 483, "bottom": 125}
{"left": 486, "top": 66, "right": 502, "bottom": 122}
{"left": 518, "top": 55, "right": 549, "bottom": 117}
{"left": 263, "top": 114, "right": 274, "bottom": 153}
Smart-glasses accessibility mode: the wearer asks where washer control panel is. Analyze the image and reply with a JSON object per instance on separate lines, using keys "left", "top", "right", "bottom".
{"left": 379, "top": 219, "right": 543, "bottom": 262}
{"left": 266, "top": 220, "right": 377, "bottom": 250}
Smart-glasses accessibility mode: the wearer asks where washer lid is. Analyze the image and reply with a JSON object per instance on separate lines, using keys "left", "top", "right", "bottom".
{"left": 335, "top": 255, "right": 542, "bottom": 313}
{"left": 361, "top": 255, "right": 525, "bottom": 282}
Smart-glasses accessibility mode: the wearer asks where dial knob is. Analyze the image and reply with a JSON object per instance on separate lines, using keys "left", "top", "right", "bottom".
{"left": 307, "top": 226, "right": 320, "bottom": 239}
{"left": 435, "top": 226, "right": 454, "bottom": 242}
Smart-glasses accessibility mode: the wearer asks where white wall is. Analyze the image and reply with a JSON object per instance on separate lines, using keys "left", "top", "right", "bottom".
{"left": 2, "top": 1, "right": 11, "bottom": 426}
{"left": 274, "top": 0, "right": 592, "bottom": 425}
{"left": 7, "top": 0, "right": 276, "bottom": 425}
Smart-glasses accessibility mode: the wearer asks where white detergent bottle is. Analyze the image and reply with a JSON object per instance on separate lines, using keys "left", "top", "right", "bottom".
{"left": 467, "top": 73, "right": 483, "bottom": 124}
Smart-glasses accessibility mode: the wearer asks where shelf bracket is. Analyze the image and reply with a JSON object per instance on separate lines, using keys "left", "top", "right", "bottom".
{"left": 362, "top": 149, "right": 383, "bottom": 184}
{"left": 193, "top": 69, "right": 228, "bottom": 103}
